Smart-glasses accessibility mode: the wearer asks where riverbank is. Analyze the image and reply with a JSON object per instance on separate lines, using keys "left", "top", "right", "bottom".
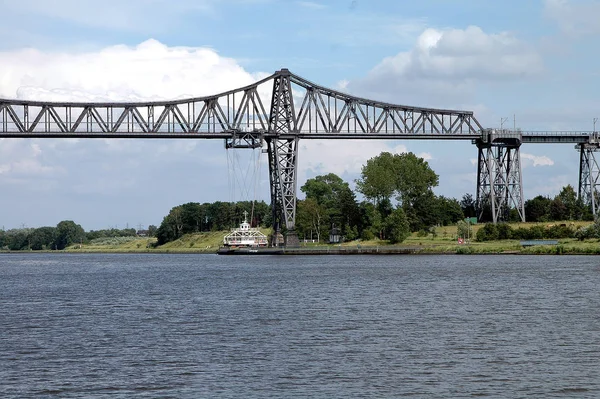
{"left": 2, "top": 222, "right": 595, "bottom": 255}
{"left": 56, "top": 236, "right": 600, "bottom": 255}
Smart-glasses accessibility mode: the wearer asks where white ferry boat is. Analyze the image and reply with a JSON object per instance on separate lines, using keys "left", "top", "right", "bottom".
{"left": 223, "top": 211, "right": 268, "bottom": 247}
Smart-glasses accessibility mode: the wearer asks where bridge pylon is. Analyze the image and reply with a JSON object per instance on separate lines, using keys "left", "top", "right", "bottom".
{"left": 475, "top": 129, "right": 525, "bottom": 223}
{"left": 577, "top": 134, "right": 600, "bottom": 216}
{"left": 267, "top": 69, "right": 300, "bottom": 247}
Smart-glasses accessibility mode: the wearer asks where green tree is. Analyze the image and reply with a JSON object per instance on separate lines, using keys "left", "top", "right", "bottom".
{"left": 555, "top": 185, "right": 578, "bottom": 220}
{"left": 29, "top": 227, "right": 57, "bottom": 250}
{"left": 437, "top": 196, "right": 464, "bottom": 226}
{"left": 301, "top": 173, "right": 359, "bottom": 238}
{"left": 460, "top": 193, "right": 476, "bottom": 218}
{"left": 147, "top": 225, "right": 158, "bottom": 237}
{"left": 384, "top": 207, "right": 410, "bottom": 244}
{"left": 356, "top": 151, "right": 439, "bottom": 233}
{"left": 5, "top": 229, "right": 30, "bottom": 250}
{"left": 296, "top": 198, "right": 327, "bottom": 242}
{"left": 394, "top": 152, "right": 439, "bottom": 207}
{"left": 358, "top": 201, "right": 383, "bottom": 240}
{"left": 55, "top": 220, "right": 85, "bottom": 250}
{"left": 524, "top": 195, "right": 551, "bottom": 222}
{"left": 355, "top": 152, "right": 398, "bottom": 205}
{"left": 549, "top": 197, "right": 567, "bottom": 221}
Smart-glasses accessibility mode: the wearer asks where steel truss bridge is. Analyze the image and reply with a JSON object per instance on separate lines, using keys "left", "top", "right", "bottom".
{"left": 1, "top": 68, "right": 599, "bottom": 245}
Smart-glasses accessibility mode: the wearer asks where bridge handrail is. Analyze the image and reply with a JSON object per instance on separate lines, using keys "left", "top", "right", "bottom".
{"left": 520, "top": 130, "right": 593, "bottom": 136}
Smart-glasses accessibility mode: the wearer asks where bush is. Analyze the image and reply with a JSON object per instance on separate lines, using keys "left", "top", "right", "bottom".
{"left": 496, "top": 223, "right": 512, "bottom": 240}
{"left": 575, "top": 225, "right": 598, "bottom": 241}
{"left": 477, "top": 223, "right": 576, "bottom": 242}
{"left": 527, "top": 225, "right": 545, "bottom": 239}
{"left": 476, "top": 223, "right": 499, "bottom": 241}
{"left": 385, "top": 208, "right": 410, "bottom": 244}
{"left": 545, "top": 224, "right": 575, "bottom": 239}
{"left": 510, "top": 227, "right": 531, "bottom": 240}
{"left": 361, "top": 229, "right": 375, "bottom": 241}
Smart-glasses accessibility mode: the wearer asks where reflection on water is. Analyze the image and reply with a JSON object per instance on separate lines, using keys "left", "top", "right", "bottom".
{"left": 1, "top": 253, "right": 599, "bottom": 398}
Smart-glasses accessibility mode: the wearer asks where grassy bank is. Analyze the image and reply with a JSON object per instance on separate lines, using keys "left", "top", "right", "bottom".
{"left": 60, "top": 220, "right": 600, "bottom": 255}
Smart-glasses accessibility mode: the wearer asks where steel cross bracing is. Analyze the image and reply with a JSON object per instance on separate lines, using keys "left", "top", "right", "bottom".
{"left": 475, "top": 131, "right": 525, "bottom": 223}
{"left": 577, "top": 137, "right": 600, "bottom": 215}
{"left": 267, "top": 72, "right": 300, "bottom": 246}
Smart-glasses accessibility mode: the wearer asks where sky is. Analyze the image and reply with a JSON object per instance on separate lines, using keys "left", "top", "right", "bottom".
{"left": 0, "top": 0, "right": 599, "bottom": 230}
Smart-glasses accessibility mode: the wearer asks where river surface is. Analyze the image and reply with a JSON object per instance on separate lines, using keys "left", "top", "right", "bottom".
{"left": 1, "top": 253, "right": 599, "bottom": 398}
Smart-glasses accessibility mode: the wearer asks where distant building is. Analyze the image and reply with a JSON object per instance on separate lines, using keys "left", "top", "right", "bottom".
{"left": 136, "top": 230, "right": 149, "bottom": 237}
{"left": 329, "top": 226, "right": 342, "bottom": 244}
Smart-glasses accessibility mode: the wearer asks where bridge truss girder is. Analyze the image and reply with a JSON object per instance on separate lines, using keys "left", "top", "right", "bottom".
{"left": 0, "top": 69, "right": 482, "bottom": 139}
{"left": 577, "top": 143, "right": 600, "bottom": 215}
{"left": 476, "top": 134, "right": 525, "bottom": 223}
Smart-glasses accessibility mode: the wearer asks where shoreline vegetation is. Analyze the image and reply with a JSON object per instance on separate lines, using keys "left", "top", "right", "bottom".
{"left": 3, "top": 221, "right": 596, "bottom": 255}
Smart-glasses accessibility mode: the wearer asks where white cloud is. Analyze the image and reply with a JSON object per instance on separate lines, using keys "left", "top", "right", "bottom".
{"left": 400, "top": 26, "right": 543, "bottom": 80}
{"left": 0, "top": 39, "right": 258, "bottom": 101}
{"left": 348, "top": 26, "right": 543, "bottom": 108}
{"left": 336, "top": 79, "right": 349, "bottom": 90}
{"left": 544, "top": 0, "right": 600, "bottom": 37}
{"left": 0, "top": 139, "right": 64, "bottom": 178}
{"left": 417, "top": 152, "right": 433, "bottom": 161}
{"left": 521, "top": 153, "right": 555, "bottom": 167}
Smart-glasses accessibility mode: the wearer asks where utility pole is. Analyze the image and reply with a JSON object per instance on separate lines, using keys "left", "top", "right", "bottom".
{"left": 500, "top": 117, "right": 508, "bottom": 131}
{"left": 594, "top": 117, "right": 598, "bottom": 133}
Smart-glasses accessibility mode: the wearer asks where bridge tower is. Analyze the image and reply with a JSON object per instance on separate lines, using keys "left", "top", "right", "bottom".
{"left": 577, "top": 133, "right": 600, "bottom": 215}
{"left": 267, "top": 69, "right": 300, "bottom": 247}
{"left": 475, "top": 129, "right": 525, "bottom": 223}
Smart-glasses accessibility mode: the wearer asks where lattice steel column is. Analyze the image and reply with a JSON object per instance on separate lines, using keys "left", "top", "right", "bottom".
{"left": 475, "top": 144, "right": 492, "bottom": 222}
{"left": 268, "top": 69, "right": 300, "bottom": 247}
{"left": 476, "top": 131, "right": 525, "bottom": 223}
{"left": 577, "top": 143, "right": 600, "bottom": 216}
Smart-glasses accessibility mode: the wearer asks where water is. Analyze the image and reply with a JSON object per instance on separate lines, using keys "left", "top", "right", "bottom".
{"left": 1, "top": 253, "right": 599, "bottom": 398}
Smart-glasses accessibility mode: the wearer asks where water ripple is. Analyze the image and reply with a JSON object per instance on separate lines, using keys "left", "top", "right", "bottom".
{"left": 0, "top": 253, "right": 599, "bottom": 398}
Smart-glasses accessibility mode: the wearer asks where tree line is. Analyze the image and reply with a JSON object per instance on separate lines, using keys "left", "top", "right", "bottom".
{"left": 0, "top": 222, "right": 157, "bottom": 251}
{"left": 2, "top": 151, "right": 594, "bottom": 250}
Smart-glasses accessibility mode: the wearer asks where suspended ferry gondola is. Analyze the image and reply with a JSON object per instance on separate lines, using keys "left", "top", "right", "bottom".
{"left": 222, "top": 211, "right": 268, "bottom": 247}
{"left": 218, "top": 211, "right": 283, "bottom": 254}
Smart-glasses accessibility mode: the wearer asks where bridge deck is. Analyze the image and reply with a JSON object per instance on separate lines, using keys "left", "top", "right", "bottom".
{"left": 521, "top": 132, "right": 590, "bottom": 144}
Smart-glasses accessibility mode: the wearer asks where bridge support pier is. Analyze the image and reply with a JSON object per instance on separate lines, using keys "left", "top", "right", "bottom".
{"left": 267, "top": 69, "right": 300, "bottom": 247}
{"left": 475, "top": 130, "right": 525, "bottom": 223}
{"left": 577, "top": 139, "right": 600, "bottom": 216}
{"left": 266, "top": 137, "right": 300, "bottom": 247}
